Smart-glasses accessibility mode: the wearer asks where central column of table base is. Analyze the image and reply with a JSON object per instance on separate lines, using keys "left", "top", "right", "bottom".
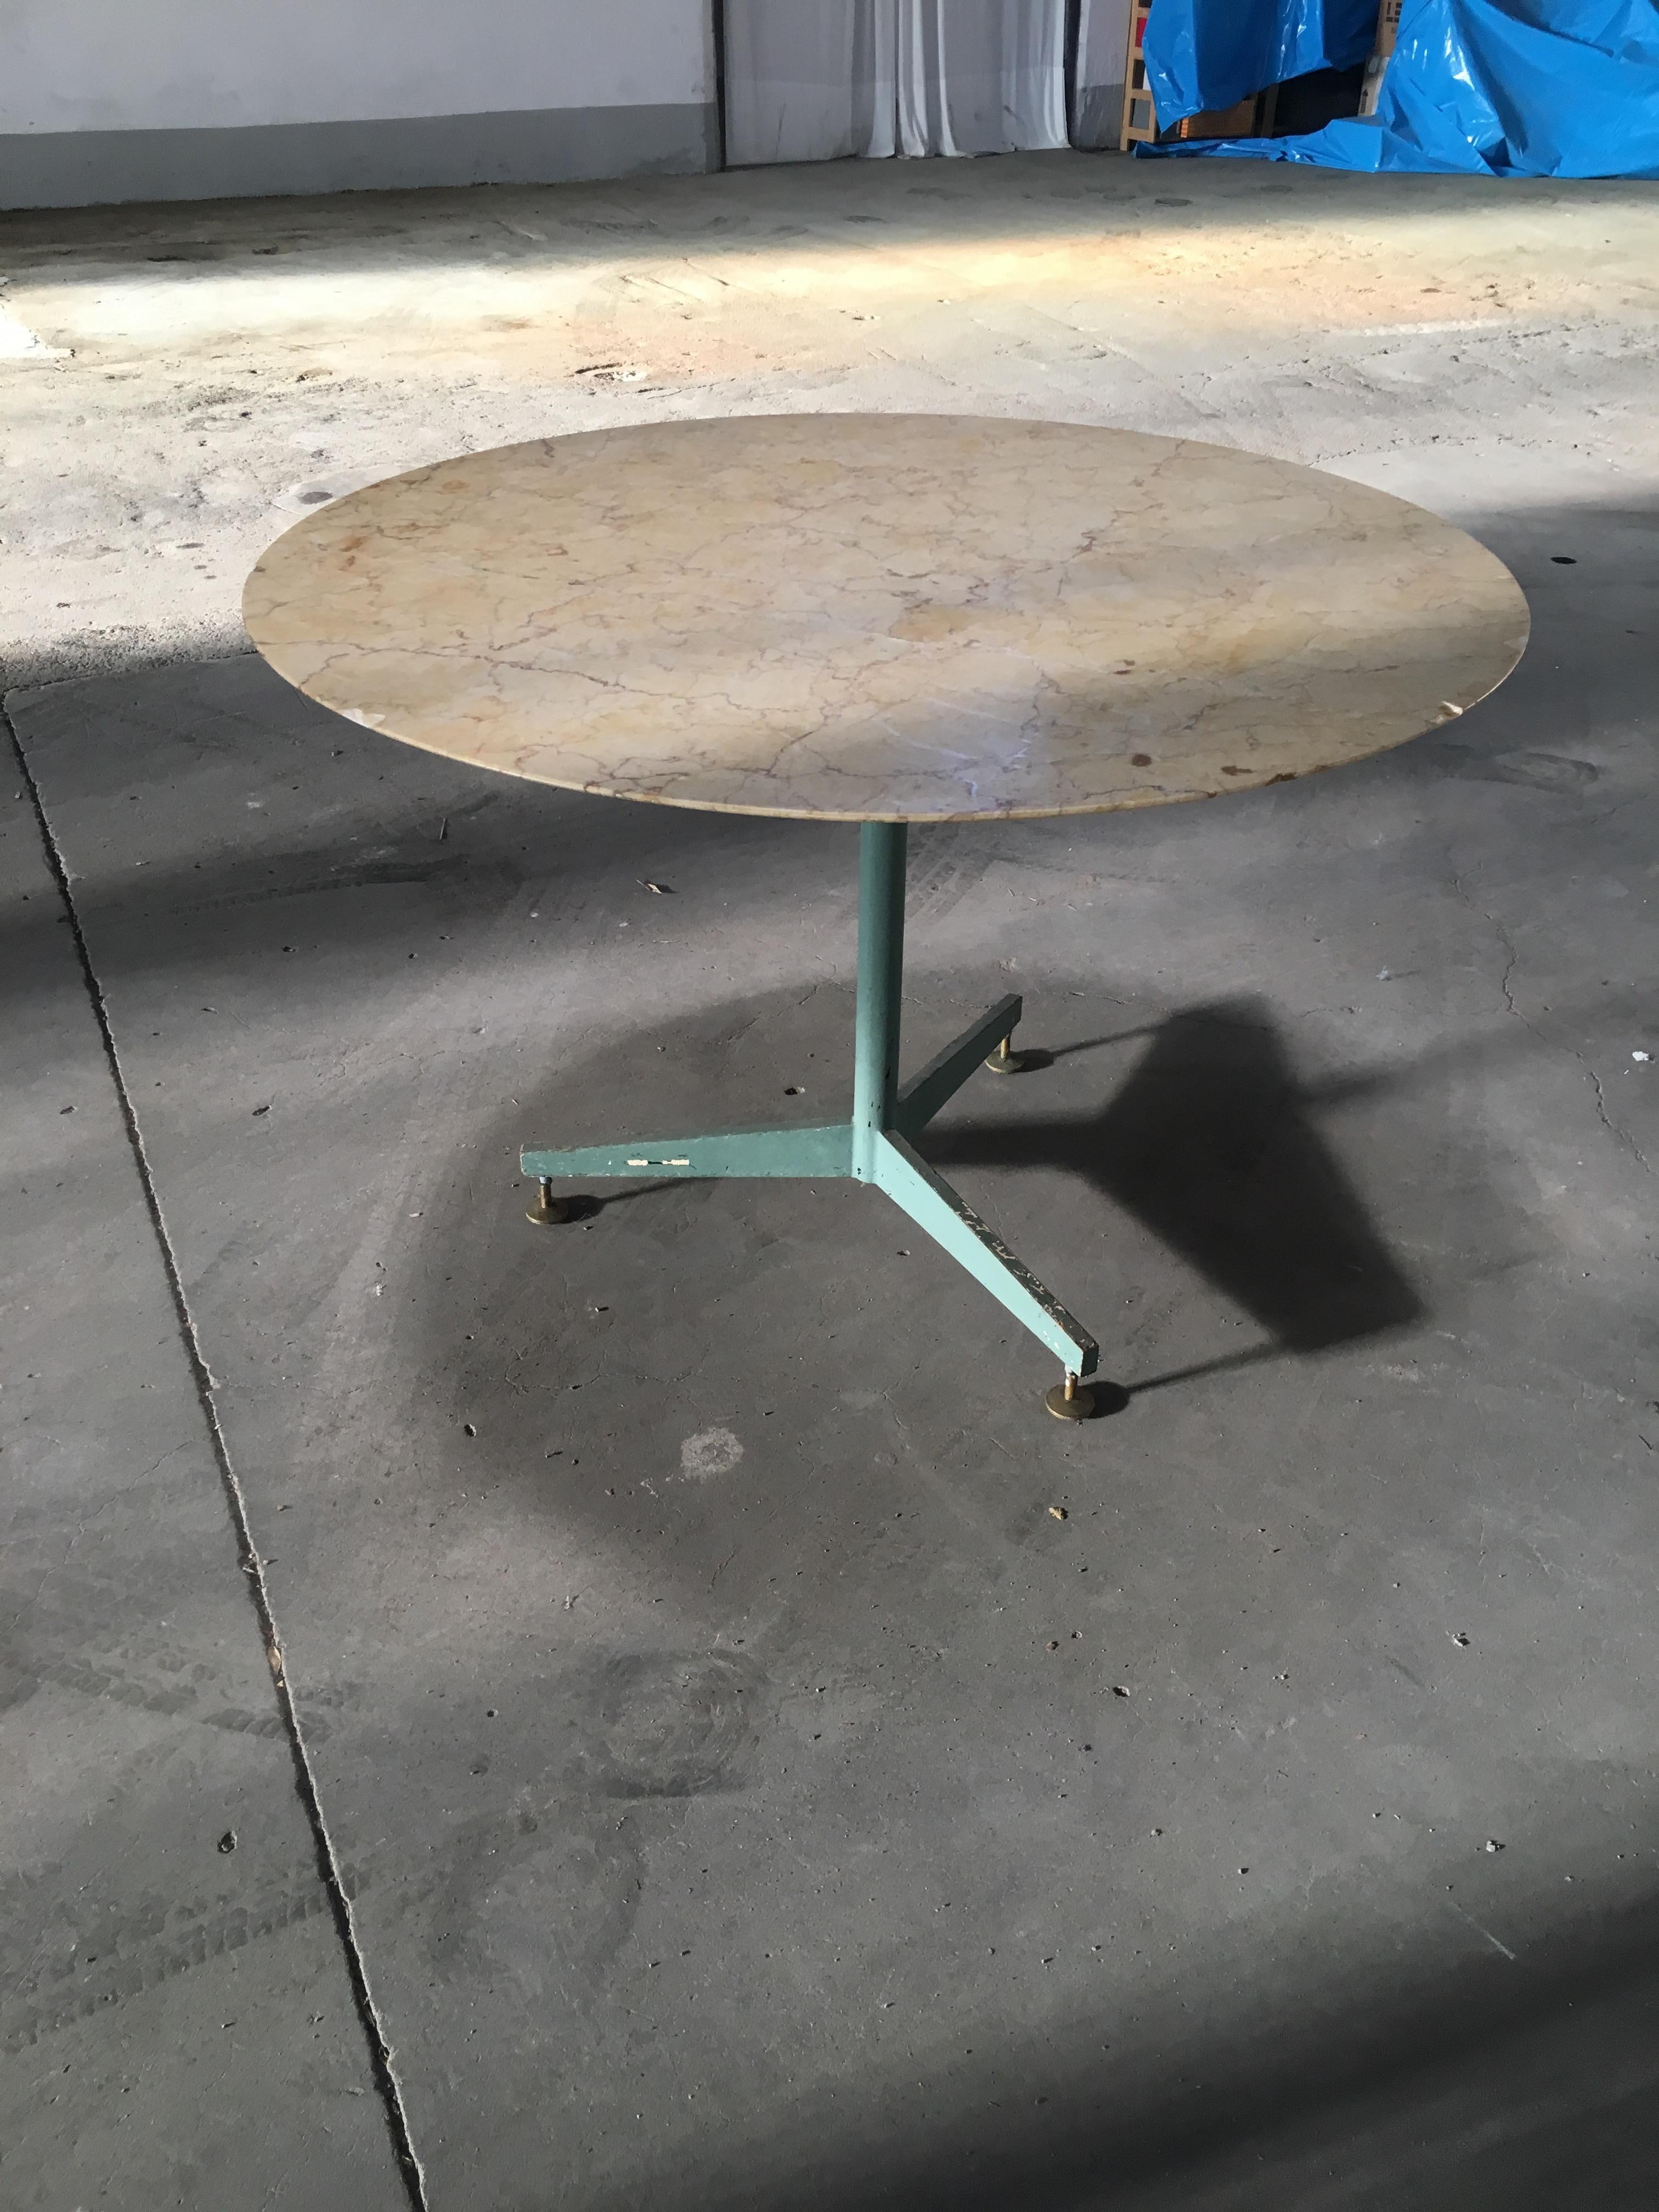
{"left": 852, "top": 820, "right": 906, "bottom": 1179}
{"left": 521, "top": 822, "right": 1101, "bottom": 1409}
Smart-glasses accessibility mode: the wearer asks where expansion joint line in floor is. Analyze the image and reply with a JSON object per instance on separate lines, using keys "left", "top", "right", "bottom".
{"left": 4, "top": 703, "right": 430, "bottom": 2212}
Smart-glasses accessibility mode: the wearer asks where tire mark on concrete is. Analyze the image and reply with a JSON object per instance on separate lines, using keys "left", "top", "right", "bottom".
{"left": 1, "top": 1857, "right": 371, "bottom": 2052}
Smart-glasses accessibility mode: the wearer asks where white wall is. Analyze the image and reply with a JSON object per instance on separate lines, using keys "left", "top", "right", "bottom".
{"left": 1, "top": 0, "right": 713, "bottom": 136}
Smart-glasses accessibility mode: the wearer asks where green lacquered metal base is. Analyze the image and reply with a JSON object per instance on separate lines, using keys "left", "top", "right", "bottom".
{"left": 521, "top": 823, "right": 1101, "bottom": 1402}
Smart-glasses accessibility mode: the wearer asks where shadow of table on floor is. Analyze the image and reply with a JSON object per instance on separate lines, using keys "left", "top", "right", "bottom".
{"left": 919, "top": 996, "right": 1425, "bottom": 1395}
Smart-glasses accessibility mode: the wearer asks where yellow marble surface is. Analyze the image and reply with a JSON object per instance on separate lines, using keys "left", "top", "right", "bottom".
{"left": 242, "top": 416, "right": 1528, "bottom": 822}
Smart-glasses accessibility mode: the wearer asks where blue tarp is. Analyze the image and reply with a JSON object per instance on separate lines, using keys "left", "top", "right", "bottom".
{"left": 1139, "top": 0, "right": 1659, "bottom": 177}
{"left": 1142, "top": 0, "right": 1378, "bottom": 121}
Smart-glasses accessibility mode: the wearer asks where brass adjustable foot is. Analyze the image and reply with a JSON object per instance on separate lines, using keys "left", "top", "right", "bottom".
{"left": 526, "top": 1178, "right": 571, "bottom": 1226}
{"left": 1045, "top": 1371, "right": 1094, "bottom": 1421}
{"left": 985, "top": 1034, "right": 1031, "bottom": 1075}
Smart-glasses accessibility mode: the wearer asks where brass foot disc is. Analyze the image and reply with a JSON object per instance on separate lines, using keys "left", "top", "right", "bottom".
{"left": 985, "top": 1048, "right": 1030, "bottom": 1076}
{"left": 1046, "top": 1381, "right": 1095, "bottom": 1421}
{"left": 526, "top": 1190, "right": 571, "bottom": 1227}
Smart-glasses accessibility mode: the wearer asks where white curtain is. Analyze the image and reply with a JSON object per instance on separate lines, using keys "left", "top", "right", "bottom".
{"left": 722, "top": 1, "right": 897, "bottom": 165}
{"left": 1070, "top": 0, "right": 1132, "bottom": 150}
{"left": 724, "top": 0, "right": 1074, "bottom": 167}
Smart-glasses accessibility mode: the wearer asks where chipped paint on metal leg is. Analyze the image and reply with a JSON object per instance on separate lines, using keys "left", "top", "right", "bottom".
{"left": 873, "top": 1132, "right": 1099, "bottom": 1379}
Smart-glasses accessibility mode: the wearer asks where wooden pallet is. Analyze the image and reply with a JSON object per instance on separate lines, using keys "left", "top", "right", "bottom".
{"left": 1119, "top": 5, "right": 1159, "bottom": 148}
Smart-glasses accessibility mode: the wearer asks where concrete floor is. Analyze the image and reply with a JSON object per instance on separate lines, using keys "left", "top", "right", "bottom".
{"left": 3, "top": 151, "right": 1657, "bottom": 2209}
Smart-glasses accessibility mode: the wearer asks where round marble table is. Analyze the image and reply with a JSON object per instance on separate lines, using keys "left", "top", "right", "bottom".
{"left": 245, "top": 415, "right": 1528, "bottom": 1415}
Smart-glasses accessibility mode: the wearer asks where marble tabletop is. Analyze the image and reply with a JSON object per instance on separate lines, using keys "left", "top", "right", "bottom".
{"left": 243, "top": 415, "right": 1528, "bottom": 823}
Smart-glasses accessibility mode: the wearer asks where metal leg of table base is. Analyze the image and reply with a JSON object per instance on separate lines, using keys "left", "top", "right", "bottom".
{"left": 521, "top": 822, "right": 1102, "bottom": 1417}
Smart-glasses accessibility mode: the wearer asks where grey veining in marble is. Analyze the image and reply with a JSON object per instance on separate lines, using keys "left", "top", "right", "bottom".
{"left": 244, "top": 415, "right": 1529, "bottom": 821}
